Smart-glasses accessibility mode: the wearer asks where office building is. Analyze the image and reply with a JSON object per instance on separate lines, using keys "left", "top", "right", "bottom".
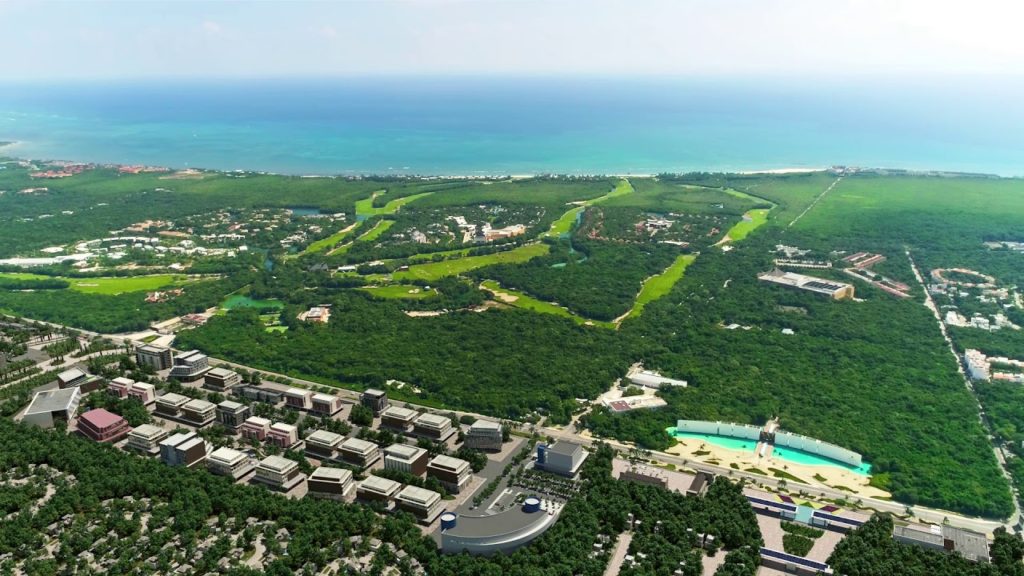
{"left": 465, "top": 420, "right": 503, "bottom": 452}
{"left": 154, "top": 392, "right": 190, "bottom": 419}
{"left": 384, "top": 444, "right": 429, "bottom": 477}
{"left": 361, "top": 388, "right": 388, "bottom": 413}
{"left": 427, "top": 455, "right": 472, "bottom": 493}
{"left": 127, "top": 382, "right": 157, "bottom": 405}
{"left": 181, "top": 398, "right": 216, "bottom": 427}
{"left": 267, "top": 422, "right": 300, "bottom": 449}
{"left": 136, "top": 344, "right": 173, "bottom": 371}
{"left": 284, "top": 388, "right": 313, "bottom": 410}
{"left": 215, "top": 400, "right": 250, "bottom": 429}
{"left": 57, "top": 368, "right": 87, "bottom": 389}
{"left": 21, "top": 387, "right": 81, "bottom": 429}
{"left": 204, "top": 367, "right": 241, "bottom": 392}
{"left": 233, "top": 385, "right": 283, "bottom": 404}
{"left": 758, "top": 269, "right": 855, "bottom": 300}
{"left": 126, "top": 424, "right": 168, "bottom": 455}
{"left": 395, "top": 485, "right": 444, "bottom": 523}
{"left": 537, "top": 441, "right": 588, "bottom": 477}
{"left": 894, "top": 524, "right": 990, "bottom": 563}
{"left": 413, "top": 412, "right": 455, "bottom": 441}
{"left": 340, "top": 437, "right": 381, "bottom": 468}
{"left": 108, "top": 376, "right": 134, "bottom": 398}
{"left": 310, "top": 393, "right": 343, "bottom": 416}
{"left": 168, "top": 350, "right": 210, "bottom": 381}
{"left": 207, "top": 447, "right": 255, "bottom": 480}
{"left": 240, "top": 416, "right": 272, "bottom": 441}
{"left": 441, "top": 497, "right": 558, "bottom": 555}
{"left": 356, "top": 475, "right": 402, "bottom": 503}
{"left": 381, "top": 406, "right": 417, "bottom": 432}
{"left": 253, "top": 455, "right": 306, "bottom": 491}
{"left": 307, "top": 467, "right": 354, "bottom": 501}
{"left": 160, "top": 431, "right": 209, "bottom": 467}
{"left": 305, "top": 429, "right": 344, "bottom": 460}
{"left": 77, "top": 408, "right": 131, "bottom": 443}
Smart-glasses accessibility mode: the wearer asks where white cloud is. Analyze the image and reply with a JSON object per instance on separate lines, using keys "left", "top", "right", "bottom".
{"left": 201, "top": 20, "right": 222, "bottom": 35}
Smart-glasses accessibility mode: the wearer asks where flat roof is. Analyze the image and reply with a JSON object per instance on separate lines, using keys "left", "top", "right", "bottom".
{"left": 415, "top": 413, "right": 450, "bottom": 427}
{"left": 58, "top": 367, "right": 86, "bottom": 382}
{"left": 397, "top": 485, "right": 441, "bottom": 506}
{"left": 385, "top": 443, "right": 426, "bottom": 461}
{"left": 894, "top": 525, "right": 944, "bottom": 547}
{"left": 270, "top": 422, "right": 297, "bottom": 433}
{"left": 110, "top": 376, "right": 134, "bottom": 386}
{"left": 80, "top": 408, "right": 125, "bottom": 429}
{"left": 442, "top": 505, "right": 552, "bottom": 538}
{"left": 307, "top": 429, "right": 344, "bottom": 445}
{"left": 243, "top": 416, "right": 272, "bottom": 427}
{"left": 210, "top": 446, "right": 246, "bottom": 464}
{"left": 24, "top": 388, "right": 80, "bottom": 415}
{"left": 469, "top": 419, "right": 502, "bottom": 431}
{"left": 160, "top": 431, "right": 197, "bottom": 447}
{"left": 138, "top": 344, "right": 169, "bottom": 354}
{"left": 259, "top": 455, "right": 298, "bottom": 473}
{"left": 312, "top": 393, "right": 338, "bottom": 402}
{"left": 382, "top": 406, "right": 417, "bottom": 420}
{"left": 217, "top": 400, "right": 245, "bottom": 411}
{"left": 358, "top": 475, "right": 401, "bottom": 494}
{"left": 363, "top": 388, "right": 387, "bottom": 397}
{"left": 183, "top": 398, "right": 215, "bottom": 411}
{"left": 206, "top": 367, "right": 236, "bottom": 378}
{"left": 342, "top": 437, "right": 378, "bottom": 453}
{"left": 284, "top": 387, "right": 310, "bottom": 397}
{"left": 177, "top": 437, "right": 205, "bottom": 452}
{"left": 131, "top": 382, "right": 155, "bottom": 391}
{"left": 177, "top": 350, "right": 206, "bottom": 361}
{"left": 129, "top": 424, "right": 167, "bottom": 440}
{"left": 157, "top": 392, "right": 190, "bottom": 405}
{"left": 310, "top": 467, "right": 353, "bottom": 483}
{"left": 546, "top": 441, "right": 583, "bottom": 457}
{"left": 943, "top": 526, "right": 990, "bottom": 561}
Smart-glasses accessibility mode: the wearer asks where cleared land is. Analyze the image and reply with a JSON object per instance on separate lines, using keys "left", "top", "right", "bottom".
{"left": 546, "top": 179, "right": 634, "bottom": 237}
{"left": 0, "top": 272, "right": 190, "bottom": 295}
{"left": 392, "top": 243, "right": 550, "bottom": 281}
{"left": 624, "top": 254, "right": 697, "bottom": 320}
{"left": 301, "top": 222, "right": 360, "bottom": 255}
{"left": 480, "top": 280, "right": 615, "bottom": 328}
{"left": 355, "top": 191, "right": 433, "bottom": 218}
{"left": 723, "top": 208, "right": 770, "bottom": 242}
{"left": 359, "top": 285, "right": 438, "bottom": 299}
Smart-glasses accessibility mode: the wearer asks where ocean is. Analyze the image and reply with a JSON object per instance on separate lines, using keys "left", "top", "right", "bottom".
{"left": 0, "top": 76, "right": 1022, "bottom": 177}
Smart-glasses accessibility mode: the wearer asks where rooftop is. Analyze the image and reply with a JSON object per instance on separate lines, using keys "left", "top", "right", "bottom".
{"left": 284, "top": 387, "right": 310, "bottom": 397}
{"left": 469, "top": 420, "right": 502, "bottom": 432}
{"left": 80, "top": 408, "right": 125, "bottom": 429}
{"left": 243, "top": 416, "right": 272, "bottom": 427}
{"left": 307, "top": 429, "right": 344, "bottom": 445}
{"left": 207, "top": 367, "right": 236, "bottom": 379}
{"left": 359, "top": 475, "right": 401, "bottom": 494}
{"left": 129, "top": 424, "right": 166, "bottom": 439}
{"left": 382, "top": 406, "right": 417, "bottom": 420}
{"left": 342, "top": 437, "right": 378, "bottom": 453}
{"left": 442, "top": 503, "right": 553, "bottom": 538}
{"left": 397, "top": 485, "right": 441, "bottom": 506}
{"left": 429, "top": 454, "right": 470, "bottom": 471}
{"left": 138, "top": 344, "right": 169, "bottom": 354}
{"left": 312, "top": 392, "right": 338, "bottom": 402}
{"left": 310, "top": 467, "right": 353, "bottom": 483}
{"left": 217, "top": 400, "right": 245, "bottom": 411}
{"left": 157, "top": 392, "right": 190, "bottom": 405}
{"left": 183, "top": 398, "right": 215, "bottom": 412}
{"left": 161, "top": 431, "right": 198, "bottom": 447}
{"left": 546, "top": 441, "right": 583, "bottom": 457}
{"left": 259, "top": 455, "right": 298, "bottom": 473}
{"left": 415, "top": 413, "right": 450, "bottom": 427}
{"left": 177, "top": 350, "right": 206, "bottom": 362}
{"left": 210, "top": 446, "right": 246, "bottom": 464}
{"left": 363, "top": 388, "right": 387, "bottom": 398}
{"left": 385, "top": 443, "right": 426, "bottom": 461}
{"left": 270, "top": 422, "right": 298, "bottom": 434}
{"left": 24, "top": 388, "right": 80, "bottom": 415}
{"left": 58, "top": 367, "right": 86, "bottom": 382}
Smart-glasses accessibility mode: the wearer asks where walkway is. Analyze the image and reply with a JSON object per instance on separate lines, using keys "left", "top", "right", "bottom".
{"left": 602, "top": 531, "right": 633, "bottom": 576}
{"left": 787, "top": 177, "right": 841, "bottom": 228}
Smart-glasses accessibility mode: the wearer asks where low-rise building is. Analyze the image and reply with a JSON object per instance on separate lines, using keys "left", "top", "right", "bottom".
{"left": 181, "top": 398, "right": 216, "bottom": 427}
{"left": 537, "top": 441, "right": 588, "bottom": 477}
{"left": 215, "top": 400, "right": 250, "bottom": 429}
{"left": 381, "top": 405, "right": 418, "bottom": 432}
{"left": 310, "top": 393, "right": 343, "bottom": 416}
{"left": 965, "top": 349, "right": 991, "bottom": 382}
{"left": 207, "top": 447, "right": 255, "bottom": 480}
{"left": 240, "top": 416, "right": 272, "bottom": 441}
{"left": 413, "top": 412, "right": 455, "bottom": 441}
{"left": 135, "top": 344, "right": 173, "bottom": 371}
{"left": 126, "top": 424, "right": 168, "bottom": 455}
{"left": 465, "top": 420, "right": 503, "bottom": 452}
{"left": 384, "top": 444, "right": 429, "bottom": 477}
{"left": 169, "top": 350, "right": 210, "bottom": 381}
{"left": 395, "top": 485, "right": 444, "bottom": 523}
{"left": 78, "top": 408, "right": 131, "bottom": 443}
{"left": 427, "top": 454, "right": 471, "bottom": 493}
{"left": 440, "top": 497, "right": 558, "bottom": 555}
{"left": 108, "top": 376, "right": 135, "bottom": 398}
{"left": 284, "top": 388, "right": 314, "bottom": 410}
{"left": 154, "top": 392, "right": 190, "bottom": 419}
{"left": 307, "top": 466, "right": 354, "bottom": 500}
{"left": 21, "top": 387, "right": 81, "bottom": 429}
{"left": 204, "top": 367, "right": 241, "bottom": 392}
{"left": 305, "top": 429, "right": 344, "bottom": 460}
{"left": 340, "top": 437, "right": 381, "bottom": 468}
{"left": 160, "top": 431, "right": 209, "bottom": 467}
{"left": 233, "top": 385, "right": 283, "bottom": 404}
{"left": 758, "top": 269, "right": 855, "bottom": 300}
{"left": 267, "top": 422, "right": 300, "bottom": 449}
{"left": 362, "top": 388, "right": 388, "bottom": 414}
{"left": 253, "top": 455, "right": 305, "bottom": 491}
{"left": 127, "top": 382, "right": 157, "bottom": 406}
{"left": 356, "top": 475, "right": 402, "bottom": 503}
{"left": 57, "top": 367, "right": 87, "bottom": 389}
{"left": 893, "top": 524, "right": 990, "bottom": 563}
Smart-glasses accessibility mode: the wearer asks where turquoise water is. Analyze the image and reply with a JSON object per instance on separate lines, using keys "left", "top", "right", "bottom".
{"left": 1, "top": 77, "right": 1023, "bottom": 176}
{"left": 772, "top": 446, "right": 872, "bottom": 476}
{"left": 667, "top": 428, "right": 756, "bottom": 453}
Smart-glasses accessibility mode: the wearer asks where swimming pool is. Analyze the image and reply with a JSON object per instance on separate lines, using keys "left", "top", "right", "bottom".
{"left": 665, "top": 427, "right": 756, "bottom": 453}
{"left": 771, "top": 446, "right": 872, "bottom": 476}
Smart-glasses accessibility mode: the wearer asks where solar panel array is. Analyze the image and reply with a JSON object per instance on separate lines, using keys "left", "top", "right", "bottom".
{"left": 760, "top": 547, "right": 831, "bottom": 572}
{"left": 812, "top": 510, "right": 864, "bottom": 527}
{"left": 746, "top": 495, "right": 797, "bottom": 512}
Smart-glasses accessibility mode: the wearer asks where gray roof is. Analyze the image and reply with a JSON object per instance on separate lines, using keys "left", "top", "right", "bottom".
{"left": 442, "top": 505, "right": 551, "bottom": 538}
{"left": 207, "top": 367, "right": 236, "bottom": 378}
{"left": 546, "top": 441, "right": 583, "bottom": 457}
{"left": 217, "top": 400, "right": 245, "bottom": 411}
{"left": 57, "top": 368, "right": 86, "bottom": 383}
{"left": 363, "top": 388, "right": 387, "bottom": 398}
{"left": 24, "top": 388, "right": 80, "bottom": 415}
{"left": 470, "top": 419, "right": 502, "bottom": 431}
{"left": 307, "top": 429, "right": 344, "bottom": 445}
{"left": 385, "top": 444, "right": 426, "bottom": 461}
{"left": 943, "top": 526, "right": 990, "bottom": 562}
{"left": 358, "top": 475, "right": 401, "bottom": 494}
{"left": 310, "top": 467, "right": 352, "bottom": 483}
{"left": 259, "top": 455, "right": 297, "bottom": 473}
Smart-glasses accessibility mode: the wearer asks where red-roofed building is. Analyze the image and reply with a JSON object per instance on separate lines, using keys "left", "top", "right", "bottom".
{"left": 78, "top": 408, "right": 131, "bottom": 443}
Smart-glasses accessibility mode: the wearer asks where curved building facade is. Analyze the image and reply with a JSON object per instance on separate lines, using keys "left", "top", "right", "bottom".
{"left": 441, "top": 499, "right": 558, "bottom": 555}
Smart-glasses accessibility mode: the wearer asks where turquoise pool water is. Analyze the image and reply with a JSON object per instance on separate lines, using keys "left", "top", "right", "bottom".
{"left": 771, "top": 446, "right": 872, "bottom": 476}
{"left": 666, "top": 428, "right": 756, "bottom": 453}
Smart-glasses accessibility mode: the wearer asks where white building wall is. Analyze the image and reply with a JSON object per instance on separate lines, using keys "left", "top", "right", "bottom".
{"left": 773, "top": 431, "right": 862, "bottom": 467}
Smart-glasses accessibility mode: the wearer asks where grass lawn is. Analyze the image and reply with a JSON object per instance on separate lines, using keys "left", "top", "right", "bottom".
{"left": 625, "top": 254, "right": 697, "bottom": 319}
{"left": 359, "top": 285, "right": 438, "bottom": 299}
{"left": 355, "top": 191, "right": 433, "bottom": 218}
{"left": 723, "top": 208, "right": 770, "bottom": 242}
{"left": 480, "top": 280, "right": 615, "bottom": 328}
{"left": 357, "top": 219, "right": 394, "bottom": 242}
{"left": 0, "top": 272, "right": 189, "bottom": 295}
{"left": 221, "top": 294, "right": 284, "bottom": 310}
{"left": 392, "top": 243, "right": 550, "bottom": 281}
{"left": 301, "top": 222, "right": 360, "bottom": 255}
{"left": 407, "top": 247, "right": 474, "bottom": 262}
{"left": 545, "top": 179, "right": 633, "bottom": 237}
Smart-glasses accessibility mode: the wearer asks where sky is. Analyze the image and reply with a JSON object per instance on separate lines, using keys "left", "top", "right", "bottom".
{"left": 1, "top": 0, "right": 1023, "bottom": 80}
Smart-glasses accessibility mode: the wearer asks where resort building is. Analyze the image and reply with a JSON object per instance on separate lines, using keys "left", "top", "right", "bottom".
{"left": 757, "top": 269, "right": 855, "bottom": 300}
{"left": 154, "top": 392, "right": 190, "bottom": 419}
{"left": 380, "top": 405, "right": 418, "bottom": 432}
{"left": 215, "top": 400, "right": 250, "bottom": 429}
{"left": 465, "top": 420, "right": 503, "bottom": 452}
{"left": 440, "top": 497, "right": 559, "bottom": 555}
{"left": 965, "top": 349, "right": 991, "bottom": 381}
{"left": 305, "top": 429, "right": 344, "bottom": 460}
{"left": 310, "top": 393, "right": 343, "bottom": 416}
{"left": 307, "top": 467, "right": 354, "bottom": 500}
{"left": 21, "top": 387, "right": 81, "bottom": 429}
{"left": 413, "top": 412, "right": 455, "bottom": 441}
{"left": 254, "top": 455, "right": 306, "bottom": 492}
{"left": 240, "top": 416, "right": 272, "bottom": 441}
{"left": 284, "top": 388, "right": 313, "bottom": 410}
{"left": 427, "top": 455, "right": 472, "bottom": 493}
{"left": 135, "top": 344, "right": 173, "bottom": 371}
{"left": 57, "top": 368, "right": 87, "bottom": 389}
{"left": 267, "top": 422, "right": 301, "bottom": 449}
{"left": 384, "top": 444, "right": 429, "bottom": 477}
{"left": 108, "top": 376, "right": 134, "bottom": 398}
{"left": 126, "top": 424, "right": 168, "bottom": 455}
{"left": 893, "top": 524, "right": 990, "bottom": 563}
{"left": 627, "top": 368, "right": 688, "bottom": 389}
{"left": 395, "top": 485, "right": 444, "bottom": 524}
{"left": 759, "top": 548, "right": 834, "bottom": 576}
{"left": 204, "top": 367, "right": 241, "bottom": 392}
{"left": 340, "top": 437, "right": 381, "bottom": 468}
{"left": 127, "top": 382, "right": 157, "bottom": 406}
{"left": 537, "top": 441, "right": 588, "bottom": 477}
{"left": 356, "top": 475, "right": 402, "bottom": 504}
{"left": 207, "top": 447, "right": 255, "bottom": 480}
{"left": 160, "top": 432, "right": 209, "bottom": 467}
{"left": 299, "top": 305, "right": 331, "bottom": 323}
{"left": 169, "top": 350, "right": 210, "bottom": 381}
{"left": 234, "top": 385, "right": 283, "bottom": 404}
{"left": 181, "top": 398, "right": 216, "bottom": 427}
{"left": 77, "top": 408, "right": 131, "bottom": 443}
{"left": 361, "top": 388, "right": 388, "bottom": 414}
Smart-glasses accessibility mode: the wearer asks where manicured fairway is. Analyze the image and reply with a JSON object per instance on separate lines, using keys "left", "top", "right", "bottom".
{"left": 220, "top": 294, "right": 284, "bottom": 310}
{"left": 545, "top": 179, "right": 633, "bottom": 237}
{"left": 480, "top": 280, "right": 615, "bottom": 328}
{"left": 301, "top": 222, "right": 360, "bottom": 255}
{"left": 723, "top": 208, "right": 770, "bottom": 242}
{"left": 357, "top": 219, "right": 394, "bottom": 242}
{"left": 0, "top": 272, "right": 188, "bottom": 295}
{"left": 355, "top": 191, "right": 433, "bottom": 218}
{"left": 392, "top": 243, "right": 549, "bottom": 281}
{"left": 359, "top": 284, "right": 438, "bottom": 299}
{"left": 625, "top": 254, "right": 698, "bottom": 319}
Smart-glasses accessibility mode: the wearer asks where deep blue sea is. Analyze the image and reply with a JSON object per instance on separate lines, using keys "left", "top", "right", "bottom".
{"left": 0, "top": 77, "right": 1022, "bottom": 176}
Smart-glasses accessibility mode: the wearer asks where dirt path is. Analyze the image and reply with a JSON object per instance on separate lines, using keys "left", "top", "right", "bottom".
{"left": 787, "top": 176, "right": 841, "bottom": 228}
{"left": 603, "top": 531, "right": 633, "bottom": 576}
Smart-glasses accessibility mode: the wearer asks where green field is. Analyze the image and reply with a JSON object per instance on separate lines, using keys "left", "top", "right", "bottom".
{"left": 723, "top": 208, "right": 770, "bottom": 241}
{"left": 301, "top": 222, "right": 360, "bottom": 255}
{"left": 0, "top": 272, "right": 189, "bottom": 295}
{"left": 480, "top": 280, "right": 614, "bottom": 328}
{"left": 357, "top": 219, "right": 395, "bottom": 242}
{"left": 625, "top": 254, "right": 697, "bottom": 320}
{"left": 392, "top": 243, "right": 550, "bottom": 281}
{"left": 355, "top": 191, "right": 433, "bottom": 217}
{"left": 359, "top": 285, "right": 438, "bottom": 299}
{"left": 545, "top": 179, "right": 634, "bottom": 237}
{"left": 220, "top": 294, "right": 284, "bottom": 310}
{"left": 407, "top": 247, "right": 475, "bottom": 262}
